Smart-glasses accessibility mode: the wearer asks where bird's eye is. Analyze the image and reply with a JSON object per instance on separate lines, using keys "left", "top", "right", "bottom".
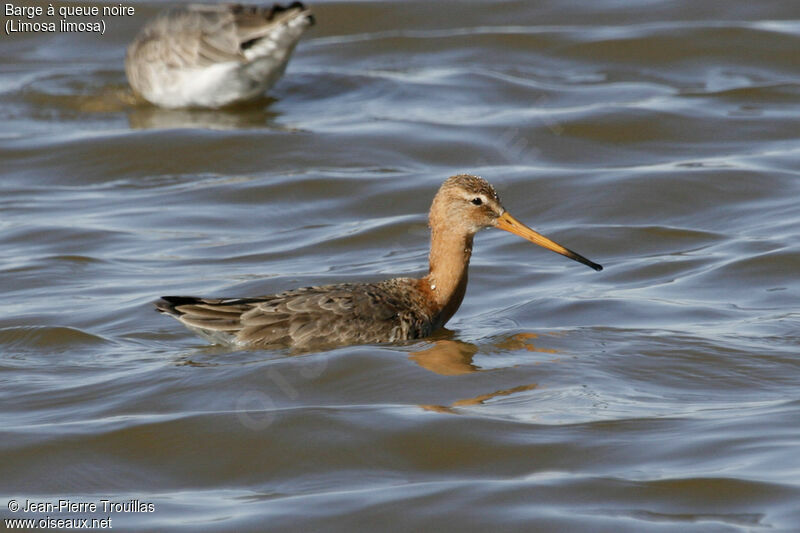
{"left": 471, "top": 197, "right": 483, "bottom": 206}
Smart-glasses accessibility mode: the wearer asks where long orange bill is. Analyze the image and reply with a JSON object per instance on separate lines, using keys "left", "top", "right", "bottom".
{"left": 495, "top": 212, "right": 603, "bottom": 271}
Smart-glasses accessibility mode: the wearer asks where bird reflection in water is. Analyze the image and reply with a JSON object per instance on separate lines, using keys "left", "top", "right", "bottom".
{"left": 412, "top": 332, "right": 558, "bottom": 414}
{"left": 409, "top": 332, "right": 559, "bottom": 376}
{"left": 421, "top": 383, "right": 540, "bottom": 415}
{"left": 126, "top": 100, "right": 285, "bottom": 130}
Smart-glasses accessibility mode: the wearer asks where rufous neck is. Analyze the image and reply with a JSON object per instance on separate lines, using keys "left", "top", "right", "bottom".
{"left": 424, "top": 228, "right": 474, "bottom": 319}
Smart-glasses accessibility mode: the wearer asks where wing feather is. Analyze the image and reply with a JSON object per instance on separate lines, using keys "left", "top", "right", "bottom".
{"left": 156, "top": 279, "right": 432, "bottom": 350}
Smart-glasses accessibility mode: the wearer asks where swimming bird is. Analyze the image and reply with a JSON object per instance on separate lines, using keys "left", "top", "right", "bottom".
{"left": 125, "top": 2, "right": 314, "bottom": 108}
{"left": 156, "top": 175, "right": 602, "bottom": 350}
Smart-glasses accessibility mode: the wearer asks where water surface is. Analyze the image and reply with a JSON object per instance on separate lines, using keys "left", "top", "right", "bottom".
{"left": 1, "top": 1, "right": 799, "bottom": 531}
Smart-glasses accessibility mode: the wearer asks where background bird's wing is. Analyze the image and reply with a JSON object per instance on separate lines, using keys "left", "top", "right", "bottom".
{"left": 231, "top": 4, "right": 310, "bottom": 49}
{"left": 130, "top": 4, "right": 307, "bottom": 69}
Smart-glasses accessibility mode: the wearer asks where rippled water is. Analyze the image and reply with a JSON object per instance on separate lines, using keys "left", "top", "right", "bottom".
{"left": 2, "top": 1, "right": 800, "bottom": 531}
